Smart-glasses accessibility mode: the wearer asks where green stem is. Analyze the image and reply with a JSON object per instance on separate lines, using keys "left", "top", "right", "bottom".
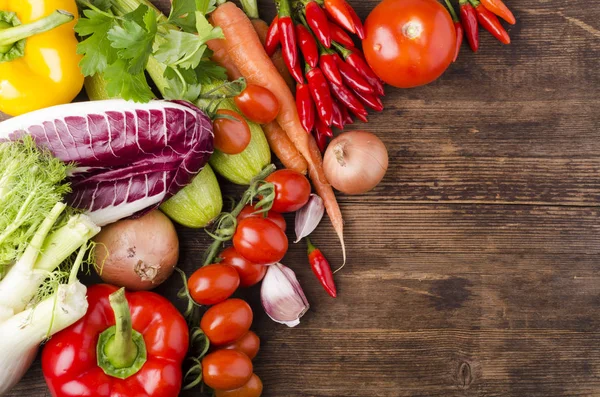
{"left": 306, "top": 237, "right": 317, "bottom": 254}
{"left": 0, "top": 10, "right": 73, "bottom": 52}
{"left": 239, "top": 0, "right": 260, "bottom": 19}
{"left": 105, "top": 289, "right": 137, "bottom": 368}
{"left": 444, "top": 0, "right": 460, "bottom": 22}
{"left": 68, "top": 244, "right": 88, "bottom": 285}
{"left": 331, "top": 40, "right": 351, "bottom": 58}
{"left": 96, "top": 288, "right": 147, "bottom": 378}
{"left": 277, "top": 0, "right": 292, "bottom": 17}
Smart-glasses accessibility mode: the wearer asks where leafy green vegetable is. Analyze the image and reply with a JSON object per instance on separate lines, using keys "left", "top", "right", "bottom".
{"left": 0, "top": 137, "right": 70, "bottom": 275}
{"left": 75, "top": 0, "right": 225, "bottom": 103}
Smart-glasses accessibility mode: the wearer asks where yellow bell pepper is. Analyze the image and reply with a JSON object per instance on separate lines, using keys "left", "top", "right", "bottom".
{"left": 0, "top": 0, "right": 83, "bottom": 116}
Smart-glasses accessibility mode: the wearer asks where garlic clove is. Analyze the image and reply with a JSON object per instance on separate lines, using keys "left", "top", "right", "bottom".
{"left": 260, "top": 263, "right": 309, "bottom": 327}
{"left": 294, "top": 194, "right": 325, "bottom": 243}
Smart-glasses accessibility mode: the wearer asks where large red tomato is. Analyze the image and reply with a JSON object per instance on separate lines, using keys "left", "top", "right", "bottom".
{"left": 363, "top": 0, "right": 456, "bottom": 88}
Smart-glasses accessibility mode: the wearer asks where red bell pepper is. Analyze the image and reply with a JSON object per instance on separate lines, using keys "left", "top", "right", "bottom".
{"left": 42, "top": 285, "right": 189, "bottom": 397}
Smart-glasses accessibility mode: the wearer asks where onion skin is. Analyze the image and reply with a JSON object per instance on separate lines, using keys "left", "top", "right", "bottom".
{"left": 323, "top": 131, "right": 388, "bottom": 195}
{"left": 94, "top": 210, "right": 179, "bottom": 291}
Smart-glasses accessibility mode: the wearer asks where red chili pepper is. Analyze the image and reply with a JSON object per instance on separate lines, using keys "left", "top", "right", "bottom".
{"left": 265, "top": 16, "right": 280, "bottom": 57}
{"left": 328, "top": 81, "right": 368, "bottom": 122}
{"left": 331, "top": 99, "right": 345, "bottom": 129}
{"left": 278, "top": 0, "right": 301, "bottom": 82}
{"left": 313, "top": 118, "right": 331, "bottom": 153}
{"left": 470, "top": 0, "right": 510, "bottom": 44}
{"left": 307, "top": 238, "right": 337, "bottom": 297}
{"left": 296, "top": 83, "right": 315, "bottom": 133}
{"left": 319, "top": 51, "right": 343, "bottom": 86}
{"left": 334, "top": 54, "right": 374, "bottom": 95}
{"left": 296, "top": 24, "right": 319, "bottom": 68}
{"left": 324, "top": 0, "right": 356, "bottom": 35}
{"left": 305, "top": 0, "right": 331, "bottom": 48}
{"left": 459, "top": 0, "right": 479, "bottom": 52}
{"left": 352, "top": 89, "right": 384, "bottom": 112}
{"left": 344, "top": 49, "right": 385, "bottom": 97}
{"left": 444, "top": 0, "right": 464, "bottom": 62}
{"left": 346, "top": 2, "right": 365, "bottom": 39}
{"left": 42, "top": 285, "right": 189, "bottom": 397}
{"left": 480, "top": 0, "right": 515, "bottom": 24}
{"left": 329, "top": 22, "right": 355, "bottom": 48}
{"left": 339, "top": 100, "right": 353, "bottom": 124}
{"left": 306, "top": 66, "right": 334, "bottom": 126}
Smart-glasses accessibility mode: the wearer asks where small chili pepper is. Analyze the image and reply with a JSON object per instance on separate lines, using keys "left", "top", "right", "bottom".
{"left": 444, "top": 0, "right": 464, "bottom": 62}
{"left": 277, "top": 0, "right": 300, "bottom": 79}
{"left": 340, "top": 101, "right": 353, "bottom": 124}
{"left": 459, "top": 0, "right": 479, "bottom": 52}
{"left": 306, "top": 238, "right": 337, "bottom": 297}
{"left": 296, "top": 83, "right": 316, "bottom": 133}
{"left": 334, "top": 53, "right": 374, "bottom": 95}
{"left": 305, "top": 0, "right": 331, "bottom": 47}
{"left": 352, "top": 89, "right": 384, "bottom": 112}
{"left": 331, "top": 100, "right": 345, "bottom": 129}
{"left": 319, "top": 50, "right": 344, "bottom": 86}
{"left": 265, "top": 16, "right": 280, "bottom": 57}
{"left": 346, "top": 2, "right": 365, "bottom": 39}
{"left": 328, "top": 81, "right": 368, "bottom": 122}
{"left": 329, "top": 23, "right": 355, "bottom": 48}
{"left": 344, "top": 49, "right": 385, "bottom": 97}
{"left": 480, "top": 0, "right": 515, "bottom": 24}
{"left": 313, "top": 118, "right": 329, "bottom": 153}
{"left": 470, "top": 0, "right": 510, "bottom": 44}
{"left": 323, "top": 0, "right": 356, "bottom": 35}
{"left": 306, "top": 66, "right": 334, "bottom": 126}
{"left": 296, "top": 24, "right": 319, "bottom": 68}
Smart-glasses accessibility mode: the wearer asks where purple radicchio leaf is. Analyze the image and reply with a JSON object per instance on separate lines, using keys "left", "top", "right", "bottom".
{"left": 294, "top": 194, "right": 325, "bottom": 243}
{"left": 0, "top": 99, "right": 213, "bottom": 226}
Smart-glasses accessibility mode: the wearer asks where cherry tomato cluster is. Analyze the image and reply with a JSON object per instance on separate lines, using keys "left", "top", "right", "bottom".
{"left": 213, "top": 84, "right": 280, "bottom": 155}
{"left": 186, "top": 170, "right": 311, "bottom": 395}
{"left": 266, "top": 0, "right": 384, "bottom": 152}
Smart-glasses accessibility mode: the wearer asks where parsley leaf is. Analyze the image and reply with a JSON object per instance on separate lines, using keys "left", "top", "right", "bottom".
{"left": 196, "top": 0, "right": 217, "bottom": 14}
{"left": 168, "top": 0, "right": 197, "bottom": 32}
{"left": 163, "top": 66, "right": 202, "bottom": 102}
{"left": 195, "top": 61, "right": 227, "bottom": 84}
{"left": 195, "top": 12, "right": 223, "bottom": 44}
{"left": 153, "top": 30, "right": 205, "bottom": 69}
{"left": 107, "top": 7, "right": 158, "bottom": 74}
{"left": 104, "top": 60, "right": 155, "bottom": 102}
{"left": 75, "top": 9, "right": 117, "bottom": 76}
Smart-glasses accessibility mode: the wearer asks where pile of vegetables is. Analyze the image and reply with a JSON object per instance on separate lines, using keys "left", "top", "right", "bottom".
{"left": 0, "top": 0, "right": 523, "bottom": 394}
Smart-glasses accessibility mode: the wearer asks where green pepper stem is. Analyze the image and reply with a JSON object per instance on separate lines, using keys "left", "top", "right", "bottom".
{"left": 276, "top": 0, "right": 292, "bottom": 18}
{"left": 104, "top": 288, "right": 138, "bottom": 368}
{"left": 239, "top": 0, "right": 260, "bottom": 19}
{"left": 306, "top": 237, "right": 317, "bottom": 255}
{"left": 444, "top": 0, "right": 460, "bottom": 22}
{"left": 331, "top": 40, "right": 351, "bottom": 59}
{"left": 0, "top": 10, "right": 73, "bottom": 51}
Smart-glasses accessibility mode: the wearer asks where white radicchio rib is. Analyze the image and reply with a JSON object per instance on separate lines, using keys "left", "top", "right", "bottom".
{"left": 0, "top": 99, "right": 214, "bottom": 226}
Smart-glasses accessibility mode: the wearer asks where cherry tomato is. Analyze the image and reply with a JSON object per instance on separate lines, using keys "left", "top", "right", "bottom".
{"left": 213, "top": 109, "right": 251, "bottom": 154}
{"left": 265, "top": 169, "right": 311, "bottom": 213}
{"left": 363, "top": 0, "right": 456, "bottom": 88}
{"left": 221, "top": 331, "right": 260, "bottom": 360}
{"left": 234, "top": 84, "right": 280, "bottom": 124}
{"left": 219, "top": 247, "right": 267, "bottom": 288}
{"left": 233, "top": 218, "right": 288, "bottom": 265}
{"left": 214, "top": 374, "right": 264, "bottom": 397}
{"left": 202, "top": 349, "right": 253, "bottom": 390}
{"left": 188, "top": 264, "right": 240, "bottom": 305}
{"left": 237, "top": 204, "right": 286, "bottom": 232}
{"left": 201, "top": 298, "right": 253, "bottom": 345}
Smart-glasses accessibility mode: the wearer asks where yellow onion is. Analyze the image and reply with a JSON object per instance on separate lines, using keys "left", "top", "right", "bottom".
{"left": 323, "top": 131, "right": 388, "bottom": 195}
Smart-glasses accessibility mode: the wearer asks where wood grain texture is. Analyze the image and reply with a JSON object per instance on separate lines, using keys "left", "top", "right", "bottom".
{"left": 4, "top": 0, "right": 600, "bottom": 396}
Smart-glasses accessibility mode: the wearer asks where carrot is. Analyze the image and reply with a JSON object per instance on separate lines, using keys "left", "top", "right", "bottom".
{"left": 206, "top": 19, "right": 307, "bottom": 174}
{"left": 211, "top": 2, "right": 345, "bottom": 263}
{"left": 263, "top": 122, "right": 308, "bottom": 174}
{"left": 251, "top": 18, "right": 295, "bottom": 91}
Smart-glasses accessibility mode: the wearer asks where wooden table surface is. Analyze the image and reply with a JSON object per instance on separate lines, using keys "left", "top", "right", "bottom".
{"left": 6, "top": 0, "right": 600, "bottom": 396}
